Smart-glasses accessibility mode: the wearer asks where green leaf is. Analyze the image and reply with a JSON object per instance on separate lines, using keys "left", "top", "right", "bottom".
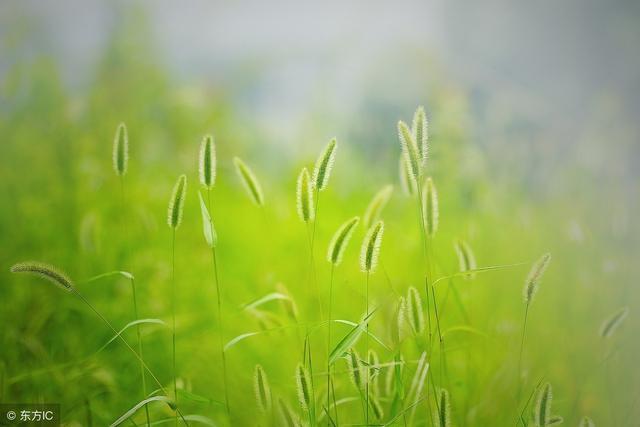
{"left": 224, "top": 332, "right": 261, "bottom": 352}
{"left": 109, "top": 396, "right": 175, "bottom": 427}
{"left": 178, "top": 389, "right": 224, "bottom": 406}
{"left": 96, "top": 319, "right": 167, "bottom": 354}
{"left": 329, "top": 311, "right": 376, "bottom": 365}
{"left": 198, "top": 191, "right": 217, "bottom": 248}
{"left": 242, "top": 292, "right": 291, "bottom": 310}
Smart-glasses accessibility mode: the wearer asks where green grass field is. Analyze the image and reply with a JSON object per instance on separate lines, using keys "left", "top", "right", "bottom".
{"left": 1, "top": 17, "right": 638, "bottom": 427}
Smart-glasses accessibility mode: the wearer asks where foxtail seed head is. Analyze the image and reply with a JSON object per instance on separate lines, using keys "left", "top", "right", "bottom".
{"left": 534, "top": 383, "right": 553, "bottom": 427}
{"left": 363, "top": 185, "right": 393, "bottom": 229}
{"left": 398, "top": 120, "right": 421, "bottom": 182}
{"left": 423, "top": 177, "right": 439, "bottom": 237}
{"left": 254, "top": 364, "right": 272, "bottom": 413}
{"left": 312, "top": 138, "right": 337, "bottom": 191}
{"left": 234, "top": 157, "right": 264, "bottom": 206}
{"left": 407, "top": 286, "right": 425, "bottom": 335}
{"left": 113, "top": 122, "right": 129, "bottom": 176}
{"left": 523, "top": 253, "right": 551, "bottom": 305}
{"left": 360, "top": 220, "right": 384, "bottom": 273}
{"left": 198, "top": 134, "right": 216, "bottom": 188}
{"left": 295, "top": 363, "right": 312, "bottom": 412}
{"left": 327, "top": 216, "right": 359, "bottom": 266}
{"left": 347, "top": 348, "right": 364, "bottom": 390}
{"left": 10, "top": 261, "right": 74, "bottom": 292}
{"left": 435, "top": 388, "right": 451, "bottom": 427}
{"left": 412, "top": 106, "right": 428, "bottom": 168}
{"left": 167, "top": 174, "right": 187, "bottom": 229}
{"left": 600, "top": 307, "right": 629, "bottom": 338}
{"left": 296, "top": 167, "right": 314, "bottom": 223}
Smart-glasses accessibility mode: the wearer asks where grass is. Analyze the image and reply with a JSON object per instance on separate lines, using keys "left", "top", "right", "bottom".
{"left": 1, "top": 33, "right": 638, "bottom": 427}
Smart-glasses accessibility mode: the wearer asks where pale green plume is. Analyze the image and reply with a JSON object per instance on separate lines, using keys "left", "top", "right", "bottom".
{"left": 167, "top": 174, "right": 187, "bottom": 229}
{"left": 296, "top": 167, "right": 314, "bottom": 223}
{"left": 198, "top": 191, "right": 217, "bottom": 248}
{"left": 412, "top": 105, "right": 428, "bottom": 167}
{"left": 534, "top": 383, "right": 553, "bottom": 427}
{"left": 10, "top": 261, "right": 74, "bottom": 292}
{"left": 523, "top": 253, "right": 551, "bottom": 305}
{"left": 399, "top": 156, "right": 417, "bottom": 196}
{"left": 363, "top": 185, "right": 393, "bottom": 228}
{"left": 234, "top": 157, "right": 264, "bottom": 206}
{"left": 254, "top": 364, "right": 272, "bottom": 413}
{"left": 397, "top": 120, "right": 421, "bottom": 182}
{"left": 295, "top": 363, "right": 312, "bottom": 412}
{"left": 407, "top": 286, "right": 425, "bottom": 335}
{"left": 312, "top": 138, "right": 337, "bottom": 191}
{"left": 600, "top": 307, "right": 629, "bottom": 338}
{"left": 422, "top": 177, "right": 439, "bottom": 237}
{"left": 346, "top": 348, "right": 364, "bottom": 390}
{"left": 434, "top": 388, "right": 451, "bottom": 427}
{"left": 327, "top": 216, "right": 360, "bottom": 266}
{"left": 360, "top": 220, "right": 385, "bottom": 273}
{"left": 113, "top": 122, "right": 129, "bottom": 176}
{"left": 198, "top": 134, "right": 216, "bottom": 188}
{"left": 455, "top": 239, "right": 477, "bottom": 279}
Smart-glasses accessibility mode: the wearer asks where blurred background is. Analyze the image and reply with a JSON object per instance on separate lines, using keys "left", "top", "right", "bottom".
{"left": 1, "top": 1, "right": 638, "bottom": 426}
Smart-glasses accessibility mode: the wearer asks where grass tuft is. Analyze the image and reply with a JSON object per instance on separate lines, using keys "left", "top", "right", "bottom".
{"left": 360, "top": 221, "right": 385, "bottom": 273}
{"left": 296, "top": 167, "right": 314, "bottom": 223}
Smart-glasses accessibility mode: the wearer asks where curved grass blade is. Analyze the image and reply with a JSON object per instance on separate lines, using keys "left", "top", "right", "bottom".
{"left": 110, "top": 396, "right": 175, "bottom": 427}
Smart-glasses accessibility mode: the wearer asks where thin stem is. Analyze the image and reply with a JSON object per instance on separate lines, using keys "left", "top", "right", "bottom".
{"left": 120, "top": 175, "right": 150, "bottom": 427}
{"left": 171, "top": 228, "right": 178, "bottom": 427}
{"left": 306, "top": 222, "right": 324, "bottom": 320}
{"left": 326, "top": 263, "right": 335, "bottom": 427}
{"left": 517, "top": 302, "right": 530, "bottom": 401}
{"left": 365, "top": 271, "right": 370, "bottom": 427}
{"left": 207, "top": 189, "right": 231, "bottom": 423}
{"left": 131, "top": 277, "right": 150, "bottom": 427}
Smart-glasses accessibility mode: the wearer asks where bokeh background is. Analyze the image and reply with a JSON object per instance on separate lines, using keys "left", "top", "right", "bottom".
{"left": 1, "top": 1, "right": 638, "bottom": 426}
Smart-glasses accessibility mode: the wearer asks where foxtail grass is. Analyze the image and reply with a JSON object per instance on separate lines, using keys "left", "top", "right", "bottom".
{"left": 112, "top": 122, "right": 128, "bottom": 177}
{"left": 325, "top": 216, "right": 359, "bottom": 424}
{"left": 254, "top": 365, "right": 272, "bottom": 415}
{"left": 359, "top": 220, "right": 385, "bottom": 426}
{"left": 295, "top": 362, "right": 314, "bottom": 426}
{"left": 518, "top": 253, "right": 551, "bottom": 399}
{"left": 112, "top": 124, "right": 150, "bottom": 426}
{"left": 197, "top": 135, "right": 230, "bottom": 422}
{"left": 434, "top": 388, "right": 450, "bottom": 427}
{"left": 10, "top": 262, "right": 189, "bottom": 425}
{"left": 167, "top": 174, "right": 187, "bottom": 426}
{"left": 600, "top": 306, "right": 629, "bottom": 339}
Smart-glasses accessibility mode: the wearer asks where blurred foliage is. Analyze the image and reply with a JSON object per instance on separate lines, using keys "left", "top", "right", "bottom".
{"left": 1, "top": 9, "right": 638, "bottom": 427}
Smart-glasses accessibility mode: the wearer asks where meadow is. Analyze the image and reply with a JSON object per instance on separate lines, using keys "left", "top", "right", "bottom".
{"left": 1, "top": 20, "right": 639, "bottom": 427}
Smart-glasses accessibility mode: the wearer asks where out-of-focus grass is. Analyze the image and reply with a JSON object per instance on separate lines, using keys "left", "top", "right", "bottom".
{"left": 1, "top": 18, "right": 639, "bottom": 427}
